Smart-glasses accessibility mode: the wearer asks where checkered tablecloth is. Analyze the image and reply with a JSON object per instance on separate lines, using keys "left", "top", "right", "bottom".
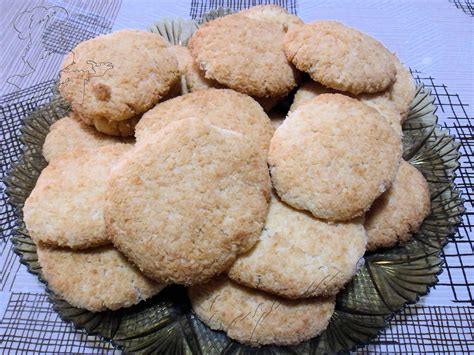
{"left": 0, "top": 0, "right": 472, "bottom": 353}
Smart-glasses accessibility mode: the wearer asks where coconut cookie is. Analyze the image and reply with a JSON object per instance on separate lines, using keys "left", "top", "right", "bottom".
{"left": 385, "top": 55, "right": 416, "bottom": 121}
{"left": 289, "top": 81, "right": 334, "bottom": 112}
{"left": 290, "top": 82, "right": 402, "bottom": 135}
{"left": 24, "top": 144, "right": 130, "bottom": 249}
{"left": 73, "top": 112, "right": 140, "bottom": 137}
{"left": 43, "top": 116, "right": 124, "bottom": 162}
{"left": 365, "top": 160, "right": 431, "bottom": 251}
{"left": 106, "top": 118, "right": 271, "bottom": 285}
{"left": 189, "top": 15, "right": 299, "bottom": 98}
{"left": 189, "top": 276, "right": 335, "bottom": 346}
{"left": 237, "top": 5, "right": 303, "bottom": 32}
{"left": 135, "top": 89, "right": 273, "bottom": 155}
{"left": 284, "top": 21, "right": 396, "bottom": 95}
{"left": 269, "top": 94, "right": 402, "bottom": 221}
{"left": 358, "top": 96, "right": 403, "bottom": 136}
{"left": 59, "top": 29, "right": 179, "bottom": 130}
{"left": 169, "top": 45, "right": 191, "bottom": 96}
{"left": 171, "top": 45, "right": 221, "bottom": 93}
{"left": 37, "top": 245, "right": 165, "bottom": 312}
{"left": 229, "top": 194, "right": 367, "bottom": 298}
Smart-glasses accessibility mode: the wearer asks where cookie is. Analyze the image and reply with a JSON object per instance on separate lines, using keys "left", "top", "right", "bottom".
{"left": 290, "top": 81, "right": 402, "bottom": 135}
{"left": 43, "top": 115, "right": 123, "bottom": 162}
{"left": 289, "top": 81, "right": 334, "bottom": 112}
{"left": 171, "top": 45, "right": 221, "bottom": 92}
{"left": 237, "top": 5, "right": 303, "bottom": 32}
{"left": 37, "top": 244, "right": 164, "bottom": 312}
{"left": 386, "top": 55, "right": 416, "bottom": 121}
{"left": 189, "top": 276, "right": 335, "bottom": 346}
{"left": 284, "top": 21, "right": 396, "bottom": 94}
{"left": 106, "top": 118, "right": 271, "bottom": 285}
{"left": 24, "top": 144, "right": 130, "bottom": 249}
{"left": 59, "top": 29, "right": 179, "bottom": 125}
{"left": 135, "top": 89, "right": 273, "bottom": 155}
{"left": 229, "top": 194, "right": 367, "bottom": 298}
{"left": 168, "top": 45, "right": 196, "bottom": 96}
{"left": 173, "top": 48, "right": 271, "bottom": 108}
{"left": 365, "top": 160, "right": 431, "bottom": 251}
{"left": 357, "top": 57, "right": 415, "bottom": 124}
{"left": 75, "top": 112, "right": 140, "bottom": 137}
{"left": 358, "top": 95, "right": 402, "bottom": 136}
{"left": 269, "top": 94, "right": 402, "bottom": 221}
{"left": 189, "top": 15, "right": 299, "bottom": 98}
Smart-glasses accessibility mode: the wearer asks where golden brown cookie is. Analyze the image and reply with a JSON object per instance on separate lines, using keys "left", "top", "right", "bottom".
{"left": 59, "top": 30, "right": 179, "bottom": 125}
{"left": 74, "top": 112, "right": 140, "bottom": 137}
{"left": 289, "top": 81, "right": 334, "bottom": 112}
{"left": 290, "top": 82, "right": 402, "bottom": 135}
{"left": 229, "top": 194, "right": 367, "bottom": 298}
{"left": 24, "top": 144, "right": 130, "bottom": 249}
{"left": 135, "top": 89, "right": 273, "bottom": 155}
{"left": 386, "top": 55, "right": 416, "bottom": 121}
{"left": 189, "top": 276, "right": 335, "bottom": 346}
{"left": 365, "top": 160, "right": 431, "bottom": 251}
{"left": 237, "top": 5, "right": 303, "bottom": 32}
{"left": 284, "top": 21, "right": 396, "bottom": 94}
{"left": 358, "top": 95, "right": 403, "bottom": 136}
{"left": 269, "top": 94, "right": 402, "bottom": 221}
{"left": 43, "top": 116, "right": 124, "bottom": 162}
{"left": 170, "top": 45, "right": 191, "bottom": 95}
{"left": 106, "top": 118, "right": 271, "bottom": 285}
{"left": 189, "top": 15, "right": 299, "bottom": 98}
{"left": 170, "top": 45, "right": 221, "bottom": 92}
{"left": 37, "top": 244, "right": 164, "bottom": 312}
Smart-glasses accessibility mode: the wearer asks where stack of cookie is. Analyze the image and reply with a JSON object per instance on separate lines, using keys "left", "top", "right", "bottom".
{"left": 23, "top": 5, "right": 431, "bottom": 347}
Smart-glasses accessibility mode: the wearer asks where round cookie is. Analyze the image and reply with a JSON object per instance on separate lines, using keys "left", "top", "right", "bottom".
{"left": 24, "top": 144, "right": 130, "bottom": 249}
{"left": 171, "top": 45, "right": 221, "bottom": 93}
{"left": 356, "top": 56, "right": 415, "bottom": 124}
{"left": 284, "top": 21, "right": 396, "bottom": 94}
{"left": 269, "top": 94, "right": 402, "bottom": 221}
{"left": 229, "top": 194, "right": 367, "bottom": 298}
{"left": 37, "top": 244, "right": 164, "bottom": 312}
{"left": 106, "top": 118, "right": 271, "bottom": 285}
{"left": 189, "top": 276, "right": 335, "bottom": 346}
{"left": 75, "top": 112, "right": 140, "bottom": 137}
{"left": 171, "top": 47, "right": 276, "bottom": 102}
{"left": 386, "top": 55, "right": 416, "bottom": 121}
{"left": 365, "top": 160, "right": 431, "bottom": 251}
{"left": 135, "top": 89, "right": 273, "bottom": 155}
{"left": 170, "top": 45, "right": 191, "bottom": 96}
{"left": 237, "top": 5, "right": 303, "bottom": 32}
{"left": 289, "top": 81, "right": 334, "bottom": 112}
{"left": 189, "top": 15, "right": 299, "bottom": 98}
{"left": 59, "top": 29, "right": 179, "bottom": 124}
{"left": 43, "top": 116, "right": 124, "bottom": 162}
{"left": 290, "top": 82, "right": 402, "bottom": 135}
{"left": 358, "top": 95, "right": 402, "bottom": 136}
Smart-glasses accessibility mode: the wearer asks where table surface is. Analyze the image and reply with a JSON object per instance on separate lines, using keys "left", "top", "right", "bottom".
{"left": 0, "top": 0, "right": 472, "bottom": 353}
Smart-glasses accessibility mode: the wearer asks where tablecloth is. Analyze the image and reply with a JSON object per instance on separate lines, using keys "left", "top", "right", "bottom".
{"left": 0, "top": 0, "right": 472, "bottom": 353}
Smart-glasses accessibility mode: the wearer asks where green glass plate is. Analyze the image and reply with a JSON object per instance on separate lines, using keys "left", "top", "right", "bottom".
{"left": 5, "top": 15, "right": 464, "bottom": 355}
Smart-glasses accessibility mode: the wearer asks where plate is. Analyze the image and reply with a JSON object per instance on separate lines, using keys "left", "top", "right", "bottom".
{"left": 5, "top": 15, "right": 464, "bottom": 355}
